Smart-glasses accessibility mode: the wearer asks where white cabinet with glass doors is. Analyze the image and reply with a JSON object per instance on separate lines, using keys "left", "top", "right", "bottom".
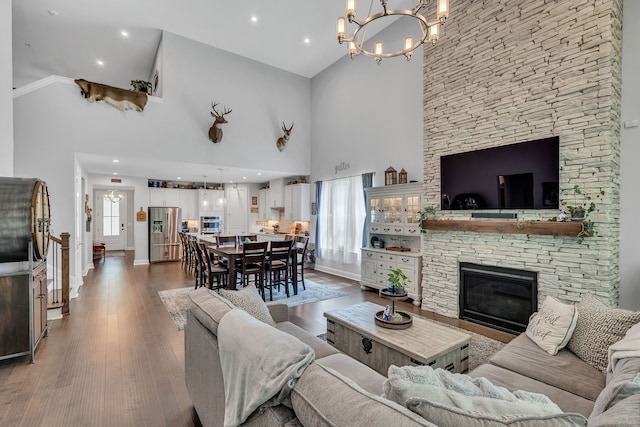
{"left": 360, "top": 182, "right": 423, "bottom": 305}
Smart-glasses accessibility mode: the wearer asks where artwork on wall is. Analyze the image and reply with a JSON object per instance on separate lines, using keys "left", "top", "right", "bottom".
{"left": 251, "top": 196, "right": 258, "bottom": 206}
{"left": 250, "top": 207, "right": 259, "bottom": 214}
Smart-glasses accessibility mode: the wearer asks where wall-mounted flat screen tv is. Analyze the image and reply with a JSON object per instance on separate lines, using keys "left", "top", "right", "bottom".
{"left": 440, "top": 137, "right": 559, "bottom": 210}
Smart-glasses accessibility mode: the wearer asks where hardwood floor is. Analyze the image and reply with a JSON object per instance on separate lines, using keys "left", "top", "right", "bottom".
{"left": 0, "top": 252, "right": 513, "bottom": 426}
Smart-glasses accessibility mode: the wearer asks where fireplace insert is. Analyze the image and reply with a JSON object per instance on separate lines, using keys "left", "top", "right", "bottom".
{"left": 459, "top": 263, "right": 537, "bottom": 334}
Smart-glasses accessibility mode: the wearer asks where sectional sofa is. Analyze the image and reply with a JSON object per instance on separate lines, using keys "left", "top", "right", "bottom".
{"left": 185, "top": 286, "right": 640, "bottom": 426}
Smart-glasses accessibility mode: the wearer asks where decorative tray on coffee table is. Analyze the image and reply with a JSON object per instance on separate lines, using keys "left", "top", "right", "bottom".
{"left": 375, "top": 289, "right": 413, "bottom": 329}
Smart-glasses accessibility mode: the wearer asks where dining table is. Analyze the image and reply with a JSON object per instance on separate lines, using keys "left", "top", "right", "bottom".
{"left": 206, "top": 242, "right": 299, "bottom": 293}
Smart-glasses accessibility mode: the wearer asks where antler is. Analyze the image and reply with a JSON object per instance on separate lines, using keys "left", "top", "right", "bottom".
{"left": 211, "top": 101, "right": 232, "bottom": 119}
{"left": 282, "top": 122, "right": 294, "bottom": 132}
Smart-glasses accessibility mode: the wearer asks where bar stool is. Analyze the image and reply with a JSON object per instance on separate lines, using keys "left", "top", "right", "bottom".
{"left": 292, "top": 236, "right": 309, "bottom": 291}
{"left": 265, "top": 240, "right": 294, "bottom": 301}
{"left": 197, "top": 241, "right": 228, "bottom": 290}
{"left": 239, "top": 241, "right": 268, "bottom": 296}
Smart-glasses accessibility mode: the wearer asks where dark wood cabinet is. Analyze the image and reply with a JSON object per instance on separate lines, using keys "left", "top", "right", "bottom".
{"left": 0, "top": 261, "right": 48, "bottom": 361}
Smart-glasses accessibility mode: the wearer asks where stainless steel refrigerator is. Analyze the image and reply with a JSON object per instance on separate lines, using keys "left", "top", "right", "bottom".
{"left": 148, "top": 207, "right": 181, "bottom": 263}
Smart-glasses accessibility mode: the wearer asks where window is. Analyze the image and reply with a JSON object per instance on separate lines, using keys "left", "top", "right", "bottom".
{"left": 318, "top": 175, "right": 366, "bottom": 264}
{"left": 102, "top": 197, "right": 120, "bottom": 237}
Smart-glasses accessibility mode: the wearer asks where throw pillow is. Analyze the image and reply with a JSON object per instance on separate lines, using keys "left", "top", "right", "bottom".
{"left": 525, "top": 296, "right": 578, "bottom": 355}
{"left": 384, "top": 365, "right": 587, "bottom": 427}
{"left": 567, "top": 293, "right": 640, "bottom": 373}
{"left": 219, "top": 284, "right": 276, "bottom": 326}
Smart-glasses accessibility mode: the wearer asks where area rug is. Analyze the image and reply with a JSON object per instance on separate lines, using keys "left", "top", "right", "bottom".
{"left": 315, "top": 320, "right": 504, "bottom": 371}
{"left": 158, "top": 280, "right": 348, "bottom": 331}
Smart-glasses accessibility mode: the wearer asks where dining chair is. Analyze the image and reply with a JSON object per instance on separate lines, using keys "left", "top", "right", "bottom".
{"left": 292, "top": 236, "right": 309, "bottom": 291}
{"left": 191, "top": 238, "right": 206, "bottom": 289}
{"left": 239, "top": 241, "right": 268, "bottom": 297}
{"left": 238, "top": 234, "right": 257, "bottom": 245}
{"left": 217, "top": 235, "right": 237, "bottom": 247}
{"left": 179, "top": 232, "right": 188, "bottom": 270}
{"left": 265, "top": 240, "right": 294, "bottom": 301}
{"left": 186, "top": 235, "right": 198, "bottom": 275}
{"left": 197, "top": 241, "right": 228, "bottom": 290}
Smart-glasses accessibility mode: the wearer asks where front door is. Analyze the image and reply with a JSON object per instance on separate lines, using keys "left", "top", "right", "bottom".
{"left": 95, "top": 190, "right": 126, "bottom": 251}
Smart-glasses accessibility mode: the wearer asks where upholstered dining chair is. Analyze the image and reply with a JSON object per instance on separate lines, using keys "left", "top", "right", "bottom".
{"left": 265, "top": 239, "right": 294, "bottom": 301}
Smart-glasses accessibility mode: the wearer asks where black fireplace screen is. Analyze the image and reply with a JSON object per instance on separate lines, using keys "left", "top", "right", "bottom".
{"left": 459, "top": 263, "right": 537, "bottom": 334}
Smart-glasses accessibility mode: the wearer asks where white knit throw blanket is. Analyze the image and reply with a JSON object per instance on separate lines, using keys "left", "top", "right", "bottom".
{"left": 608, "top": 321, "right": 640, "bottom": 374}
{"left": 218, "top": 308, "right": 314, "bottom": 427}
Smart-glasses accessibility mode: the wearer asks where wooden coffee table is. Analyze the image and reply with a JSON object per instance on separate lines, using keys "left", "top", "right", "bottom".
{"left": 324, "top": 302, "right": 470, "bottom": 376}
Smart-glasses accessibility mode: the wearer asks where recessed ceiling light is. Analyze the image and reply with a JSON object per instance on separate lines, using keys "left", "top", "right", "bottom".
{"left": 242, "top": 176, "right": 247, "bottom": 180}
{"left": 96, "top": 59, "right": 104, "bottom": 67}
{"left": 113, "top": 159, "right": 119, "bottom": 163}
{"left": 113, "top": 172, "right": 118, "bottom": 175}
{"left": 304, "top": 38, "right": 310, "bottom": 44}
{"left": 121, "top": 30, "right": 129, "bottom": 38}
{"left": 251, "top": 16, "right": 258, "bottom": 23}
{"left": 257, "top": 172, "right": 262, "bottom": 176}
{"left": 177, "top": 177, "right": 182, "bottom": 180}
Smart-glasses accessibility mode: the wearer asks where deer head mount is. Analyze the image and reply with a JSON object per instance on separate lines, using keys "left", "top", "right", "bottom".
{"left": 276, "top": 122, "right": 294, "bottom": 152}
{"left": 208, "top": 101, "right": 232, "bottom": 143}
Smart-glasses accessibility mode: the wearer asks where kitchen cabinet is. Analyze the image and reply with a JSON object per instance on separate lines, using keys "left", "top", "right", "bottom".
{"left": 199, "top": 189, "right": 225, "bottom": 216}
{"left": 284, "top": 183, "right": 311, "bottom": 221}
{"left": 267, "top": 179, "right": 284, "bottom": 208}
{"left": 258, "top": 189, "right": 268, "bottom": 220}
{"left": 179, "top": 190, "right": 198, "bottom": 220}
{"left": 149, "top": 188, "right": 180, "bottom": 207}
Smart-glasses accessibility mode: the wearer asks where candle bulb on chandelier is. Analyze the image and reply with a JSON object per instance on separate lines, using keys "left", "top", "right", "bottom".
{"left": 336, "top": 17, "right": 346, "bottom": 43}
{"left": 438, "top": 0, "right": 449, "bottom": 22}
{"left": 346, "top": 0, "right": 356, "bottom": 21}
{"left": 428, "top": 24, "right": 439, "bottom": 43}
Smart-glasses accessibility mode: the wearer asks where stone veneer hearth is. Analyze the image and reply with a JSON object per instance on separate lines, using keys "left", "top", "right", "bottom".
{"left": 421, "top": 0, "right": 622, "bottom": 317}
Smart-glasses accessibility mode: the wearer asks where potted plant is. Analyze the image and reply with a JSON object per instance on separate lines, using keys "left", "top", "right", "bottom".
{"left": 560, "top": 185, "right": 605, "bottom": 243}
{"left": 387, "top": 268, "right": 410, "bottom": 294}
{"left": 418, "top": 205, "right": 437, "bottom": 234}
{"left": 130, "top": 80, "right": 152, "bottom": 94}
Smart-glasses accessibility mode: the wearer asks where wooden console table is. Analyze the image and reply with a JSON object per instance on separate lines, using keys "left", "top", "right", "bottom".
{"left": 325, "top": 302, "right": 470, "bottom": 375}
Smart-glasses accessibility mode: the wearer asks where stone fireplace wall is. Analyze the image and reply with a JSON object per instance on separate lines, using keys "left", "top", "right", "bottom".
{"left": 421, "top": 0, "right": 622, "bottom": 317}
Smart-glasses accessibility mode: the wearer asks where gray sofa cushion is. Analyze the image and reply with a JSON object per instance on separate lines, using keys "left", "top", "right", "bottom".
{"left": 470, "top": 364, "right": 595, "bottom": 418}
{"left": 291, "top": 362, "right": 437, "bottom": 427}
{"left": 188, "top": 287, "right": 234, "bottom": 335}
{"left": 315, "top": 353, "right": 386, "bottom": 395}
{"left": 590, "top": 357, "right": 640, "bottom": 418}
{"left": 276, "top": 322, "right": 339, "bottom": 360}
{"left": 587, "top": 394, "right": 640, "bottom": 427}
{"left": 489, "top": 334, "right": 605, "bottom": 401}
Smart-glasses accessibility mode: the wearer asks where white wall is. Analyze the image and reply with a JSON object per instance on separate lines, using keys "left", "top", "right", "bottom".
{"left": 619, "top": 0, "right": 640, "bottom": 309}
{"left": 13, "top": 31, "right": 312, "bottom": 284}
{"left": 1, "top": 1, "right": 13, "bottom": 176}
{"left": 309, "top": 20, "right": 424, "bottom": 278}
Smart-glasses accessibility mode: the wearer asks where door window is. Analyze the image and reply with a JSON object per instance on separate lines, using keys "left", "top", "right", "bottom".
{"left": 103, "top": 197, "right": 121, "bottom": 237}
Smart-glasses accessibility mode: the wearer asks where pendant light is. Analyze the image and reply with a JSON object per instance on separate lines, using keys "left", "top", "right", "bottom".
{"left": 215, "top": 169, "right": 227, "bottom": 209}
{"left": 201, "top": 175, "right": 210, "bottom": 209}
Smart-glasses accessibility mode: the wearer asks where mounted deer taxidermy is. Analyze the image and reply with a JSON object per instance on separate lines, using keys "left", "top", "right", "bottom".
{"left": 74, "top": 79, "right": 147, "bottom": 111}
{"left": 276, "top": 122, "right": 294, "bottom": 152}
{"left": 208, "top": 101, "right": 232, "bottom": 143}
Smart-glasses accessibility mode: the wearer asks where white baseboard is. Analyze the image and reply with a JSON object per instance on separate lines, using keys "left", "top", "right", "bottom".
{"left": 313, "top": 265, "right": 361, "bottom": 282}
{"left": 134, "top": 259, "right": 149, "bottom": 266}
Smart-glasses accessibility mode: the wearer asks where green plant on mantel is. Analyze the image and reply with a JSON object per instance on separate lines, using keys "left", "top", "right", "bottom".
{"left": 557, "top": 184, "right": 605, "bottom": 244}
{"left": 130, "top": 79, "right": 151, "bottom": 93}
{"left": 418, "top": 206, "right": 437, "bottom": 234}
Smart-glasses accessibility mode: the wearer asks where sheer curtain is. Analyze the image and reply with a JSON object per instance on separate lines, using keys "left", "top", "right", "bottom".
{"left": 318, "top": 175, "right": 366, "bottom": 265}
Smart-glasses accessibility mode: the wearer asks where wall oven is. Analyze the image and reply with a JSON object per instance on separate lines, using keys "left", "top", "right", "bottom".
{"left": 200, "top": 215, "right": 223, "bottom": 234}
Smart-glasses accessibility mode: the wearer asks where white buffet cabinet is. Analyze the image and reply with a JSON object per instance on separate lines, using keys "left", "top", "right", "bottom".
{"left": 360, "top": 183, "right": 423, "bottom": 306}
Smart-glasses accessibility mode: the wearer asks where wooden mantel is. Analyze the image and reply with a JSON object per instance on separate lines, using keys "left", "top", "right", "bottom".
{"left": 421, "top": 219, "right": 584, "bottom": 237}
